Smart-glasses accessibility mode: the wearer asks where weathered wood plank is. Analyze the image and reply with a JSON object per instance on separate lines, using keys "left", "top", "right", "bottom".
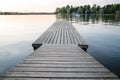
{"left": 66, "top": 27, "right": 71, "bottom": 44}
{"left": 24, "top": 58, "right": 94, "bottom": 61}
{"left": 27, "top": 55, "right": 91, "bottom": 57}
{"left": 20, "top": 61, "right": 99, "bottom": 64}
{"left": 61, "top": 28, "right": 64, "bottom": 44}
{"left": 0, "top": 78, "right": 50, "bottom": 80}
{"left": 24, "top": 57, "right": 95, "bottom": 61}
{"left": 0, "top": 78, "right": 119, "bottom": 80}
{"left": 20, "top": 60, "right": 99, "bottom": 63}
{"left": 49, "top": 30, "right": 57, "bottom": 44}
{"left": 15, "top": 63, "right": 105, "bottom": 68}
{"left": 3, "top": 72, "right": 118, "bottom": 78}
{"left": 10, "top": 67, "right": 110, "bottom": 72}
{"left": 53, "top": 27, "right": 59, "bottom": 44}
{"left": 64, "top": 26, "right": 67, "bottom": 44}
{"left": 29, "top": 53, "right": 90, "bottom": 56}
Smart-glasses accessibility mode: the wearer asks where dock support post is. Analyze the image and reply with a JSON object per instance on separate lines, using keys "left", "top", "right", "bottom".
{"left": 32, "top": 44, "right": 42, "bottom": 50}
{"left": 78, "top": 44, "right": 88, "bottom": 52}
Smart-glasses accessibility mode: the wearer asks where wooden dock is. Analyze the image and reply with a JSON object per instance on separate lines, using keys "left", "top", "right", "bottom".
{"left": 0, "top": 21, "right": 119, "bottom": 80}
{"left": 32, "top": 21, "right": 88, "bottom": 51}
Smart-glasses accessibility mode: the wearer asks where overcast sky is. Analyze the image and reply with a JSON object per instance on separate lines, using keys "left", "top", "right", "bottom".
{"left": 0, "top": 0, "right": 120, "bottom": 12}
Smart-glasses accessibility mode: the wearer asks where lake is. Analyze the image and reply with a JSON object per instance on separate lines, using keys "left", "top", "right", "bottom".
{"left": 0, "top": 14, "right": 120, "bottom": 77}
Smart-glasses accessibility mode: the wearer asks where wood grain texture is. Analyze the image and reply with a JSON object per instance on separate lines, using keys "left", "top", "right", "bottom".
{"left": 32, "top": 21, "right": 88, "bottom": 50}
{"left": 1, "top": 44, "right": 119, "bottom": 79}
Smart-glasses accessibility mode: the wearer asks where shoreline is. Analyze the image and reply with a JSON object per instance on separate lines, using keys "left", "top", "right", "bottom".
{"left": 0, "top": 13, "right": 118, "bottom": 15}
{"left": 0, "top": 13, "right": 55, "bottom": 15}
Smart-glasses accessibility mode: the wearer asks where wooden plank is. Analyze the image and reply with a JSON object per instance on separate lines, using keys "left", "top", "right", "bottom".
{"left": 39, "top": 44, "right": 80, "bottom": 47}
{"left": 32, "top": 52, "right": 87, "bottom": 55}
{"left": 25, "top": 57, "right": 94, "bottom": 61}
{"left": 61, "top": 27, "right": 64, "bottom": 44}
{"left": 10, "top": 67, "right": 110, "bottom": 72}
{"left": 68, "top": 28, "right": 74, "bottom": 44}
{"left": 0, "top": 78, "right": 119, "bottom": 80}
{"left": 52, "top": 27, "right": 59, "bottom": 44}
{"left": 49, "top": 30, "right": 57, "bottom": 44}
{"left": 33, "top": 51, "right": 85, "bottom": 53}
{"left": 70, "top": 29, "right": 78, "bottom": 44}
{"left": 45, "top": 30, "right": 54, "bottom": 44}
{"left": 3, "top": 72, "right": 118, "bottom": 78}
{"left": 66, "top": 26, "right": 71, "bottom": 44}
{"left": 29, "top": 53, "right": 90, "bottom": 56}
{"left": 15, "top": 63, "right": 105, "bottom": 68}
{"left": 64, "top": 26, "right": 67, "bottom": 44}
{"left": 52, "top": 79, "right": 119, "bottom": 80}
{"left": 42, "top": 30, "right": 53, "bottom": 43}
{"left": 27, "top": 55, "right": 91, "bottom": 57}
{"left": 24, "top": 59, "right": 94, "bottom": 62}
{"left": 0, "top": 78, "right": 50, "bottom": 80}
{"left": 24, "top": 57, "right": 94, "bottom": 61}
{"left": 56, "top": 24, "right": 61, "bottom": 44}
{"left": 20, "top": 61, "right": 99, "bottom": 64}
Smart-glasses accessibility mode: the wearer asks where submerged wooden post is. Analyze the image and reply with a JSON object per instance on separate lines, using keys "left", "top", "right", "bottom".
{"left": 0, "top": 21, "right": 119, "bottom": 80}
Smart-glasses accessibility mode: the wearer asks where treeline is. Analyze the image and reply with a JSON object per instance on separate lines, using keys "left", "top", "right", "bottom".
{"left": 56, "top": 4, "right": 120, "bottom": 15}
{"left": 0, "top": 12, "right": 22, "bottom": 15}
{"left": 0, "top": 12, "right": 55, "bottom": 15}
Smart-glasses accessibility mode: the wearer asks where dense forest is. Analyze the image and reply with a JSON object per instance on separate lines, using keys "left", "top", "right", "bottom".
{"left": 56, "top": 4, "right": 120, "bottom": 15}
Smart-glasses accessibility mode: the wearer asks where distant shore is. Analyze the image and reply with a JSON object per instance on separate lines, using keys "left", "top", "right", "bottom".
{"left": 0, "top": 12, "right": 55, "bottom": 15}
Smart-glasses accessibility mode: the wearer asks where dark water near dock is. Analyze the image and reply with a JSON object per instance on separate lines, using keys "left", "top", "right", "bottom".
{"left": 0, "top": 15, "right": 120, "bottom": 77}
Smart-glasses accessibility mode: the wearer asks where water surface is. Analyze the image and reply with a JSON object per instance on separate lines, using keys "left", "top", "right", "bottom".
{"left": 0, "top": 15, "right": 56, "bottom": 75}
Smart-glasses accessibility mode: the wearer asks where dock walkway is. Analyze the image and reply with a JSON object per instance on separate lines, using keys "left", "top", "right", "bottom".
{"left": 32, "top": 21, "right": 88, "bottom": 51}
{"left": 0, "top": 21, "right": 119, "bottom": 80}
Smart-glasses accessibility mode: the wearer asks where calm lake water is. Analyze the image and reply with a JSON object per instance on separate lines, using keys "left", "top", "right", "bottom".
{"left": 0, "top": 15, "right": 120, "bottom": 77}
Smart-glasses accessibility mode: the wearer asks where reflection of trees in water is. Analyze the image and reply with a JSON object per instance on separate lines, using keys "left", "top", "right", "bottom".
{"left": 102, "top": 15, "right": 115, "bottom": 22}
{"left": 56, "top": 14, "right": 73, "bottom": 22}
{"left": 56, "top": 14, "right": 120, "bottom": 24}
{"left": 115, "top": 15, "right": 120, "bottom": 20}
{"left": 82, "top": 15, "right": 90, "bottom": 22}
{"left": 102, "top": 15, "right": 120, "bottom": 23}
